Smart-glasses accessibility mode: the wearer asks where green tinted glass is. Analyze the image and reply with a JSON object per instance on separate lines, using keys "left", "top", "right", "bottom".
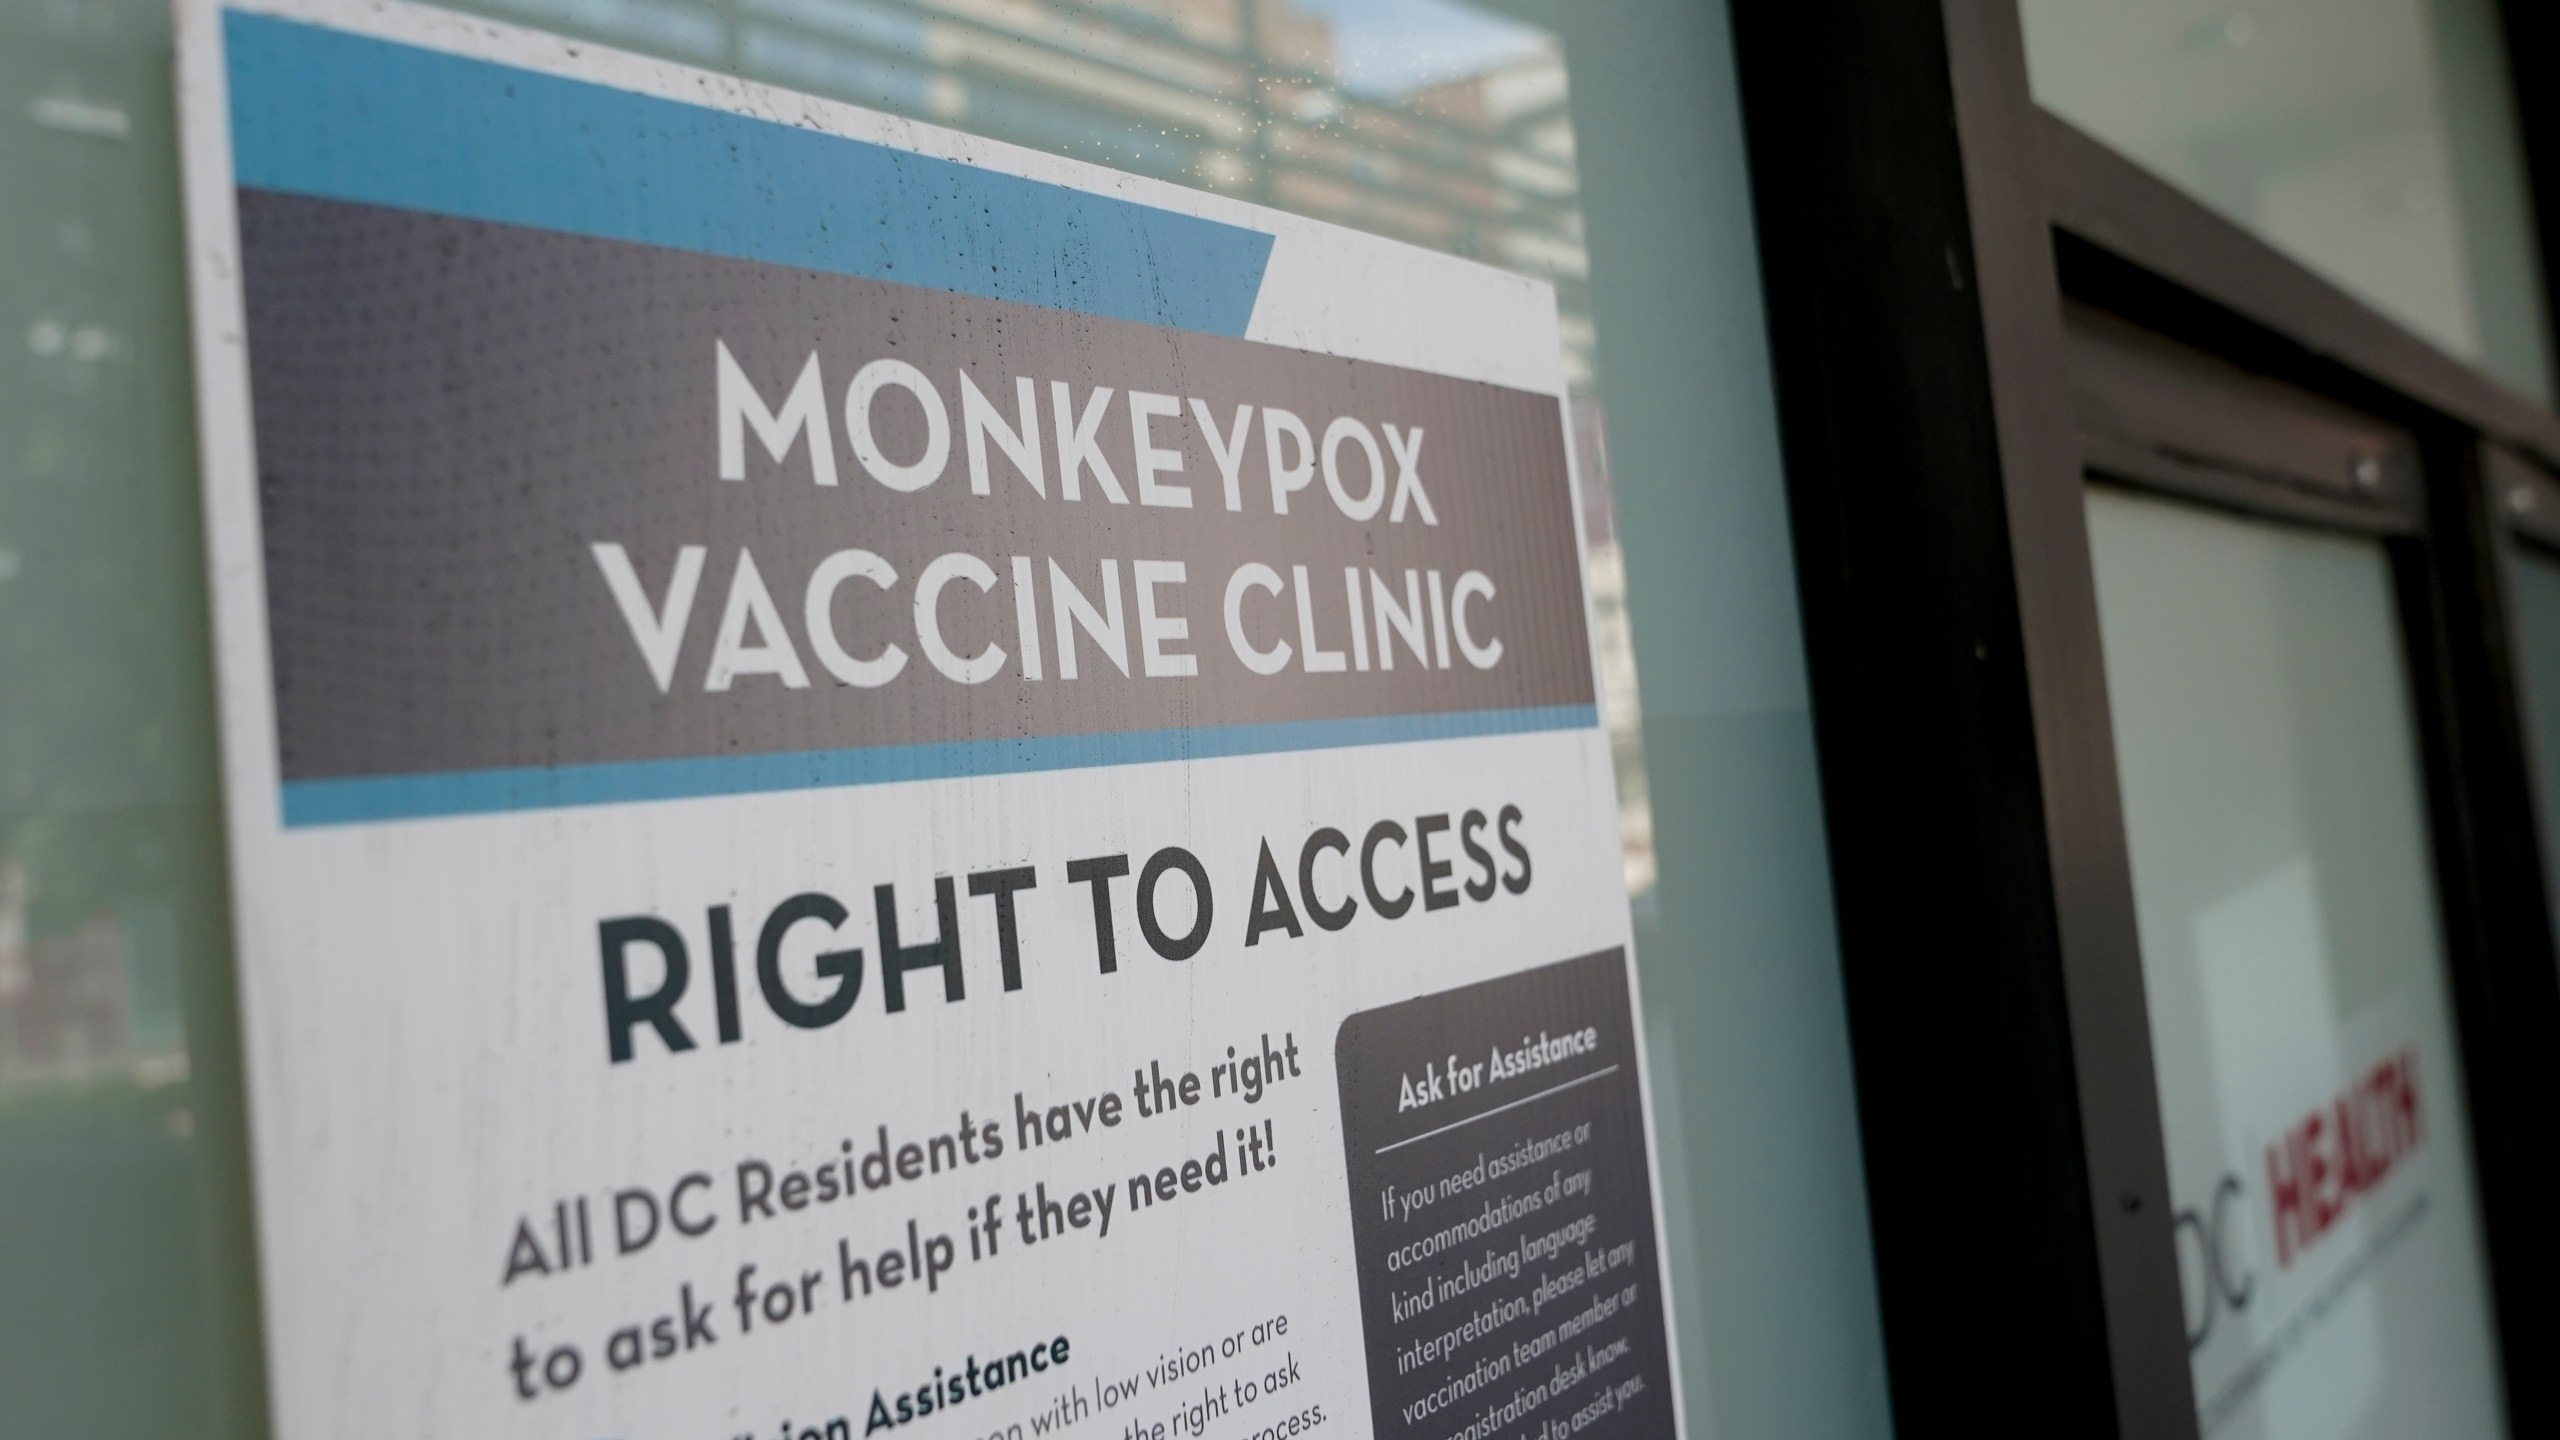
{"left": 0, "top": 3, "right": 1886, "bottom": 1435}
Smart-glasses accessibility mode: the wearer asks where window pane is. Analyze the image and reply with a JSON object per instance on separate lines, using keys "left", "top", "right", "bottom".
{"left": 1, "top": 0, "right": 267, "bottom": 1433}
{"left": 2022, "top": 0, "right": 2553, "bottom": 403}
{"left": 2086, "top": 485, "right": 2505, "bottom": 1440}
{"left": 1, "top": 1, "right": 1886, "bottom": 1436}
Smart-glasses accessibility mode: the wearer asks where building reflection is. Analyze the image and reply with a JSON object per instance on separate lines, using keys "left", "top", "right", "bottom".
{"left": 490, "top": 0, "right": 1593, "bottom": 385}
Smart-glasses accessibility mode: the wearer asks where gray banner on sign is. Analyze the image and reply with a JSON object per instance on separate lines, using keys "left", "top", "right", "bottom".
{"left": 1334, "top": 950, "right": 1676, "bottom": 1440}
{"left": 239, "top": 191, "right": 1594, "bottom": 783}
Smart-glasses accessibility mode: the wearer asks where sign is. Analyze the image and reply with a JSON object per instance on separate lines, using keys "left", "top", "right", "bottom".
{"left": 175, "top": 4, "right": 1685, "bottom": 1440}
{"left": 2156, "top": 862, "right": 2502, "bottom": 1440}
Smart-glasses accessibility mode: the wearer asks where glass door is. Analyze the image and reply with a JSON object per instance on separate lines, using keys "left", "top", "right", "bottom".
{"left": 2070, "top": 307, "right": 2509, "bottom": 1440}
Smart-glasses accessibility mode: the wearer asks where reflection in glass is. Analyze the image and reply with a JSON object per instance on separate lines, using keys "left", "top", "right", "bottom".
{"left": 2022, "top": 0, "right": 2553, "bottom": 402}
{"left": 2086, "top": 486, "right": 2505, "bottom": 1440}
{"left": 4, "top": 0, "right": 260, "bottom": 1433}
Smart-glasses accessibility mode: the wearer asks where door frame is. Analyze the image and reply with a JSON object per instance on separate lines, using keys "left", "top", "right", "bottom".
{"left": 1729, "top": 2, "right": 2560, "bottom": 1434}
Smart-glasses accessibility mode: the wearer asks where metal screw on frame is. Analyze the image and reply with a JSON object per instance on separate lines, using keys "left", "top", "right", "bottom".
{"left": 2350, "top": 453, "right": 2384, "bottom": 493}
{"left": 2510, "top": 484, "right": 2540, "bottom": 517}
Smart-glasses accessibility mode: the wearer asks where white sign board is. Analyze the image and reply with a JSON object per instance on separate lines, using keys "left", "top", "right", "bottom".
{"left": 177, "top": 5, "right": 1682, "bottom": 1439}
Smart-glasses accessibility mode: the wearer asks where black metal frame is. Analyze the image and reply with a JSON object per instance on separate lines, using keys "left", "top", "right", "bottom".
{"left": 1733, "top": 2, "right": 2560, "bottom": 1435}
{"left": 2483, "top": 447, "right": 2560, "bottom": 951}
{"left": 2499, "top": 0, "right": 2560, "bottom": 407}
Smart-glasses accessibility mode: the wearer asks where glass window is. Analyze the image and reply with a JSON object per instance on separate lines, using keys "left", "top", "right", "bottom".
{"left": 2086, "top": 485, "right": 2506, "bottom": 1440}
{"left": 1, "top": 1, "right": 1888, "bottom": 1435}
{"left": 2021, "top": 0, "right": 2554, "bottom": 403}
{"left": 2, "top": 0, "right": 266, "bottom": 1434}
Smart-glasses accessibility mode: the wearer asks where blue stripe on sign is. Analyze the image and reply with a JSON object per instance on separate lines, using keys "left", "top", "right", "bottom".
{"left": 222, "top": 10, "right": 1275, "bottom": 336}
{"left": 278, "top": 706, "right": 1600, "bottom": 827}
